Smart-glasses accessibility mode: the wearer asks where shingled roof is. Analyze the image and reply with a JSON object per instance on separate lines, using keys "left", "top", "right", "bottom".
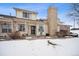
{"left": 13, "top": 8, "right": 38, "bottom": 14}
{"left": 0, "top": 14, "right": 16, "bottom": 18}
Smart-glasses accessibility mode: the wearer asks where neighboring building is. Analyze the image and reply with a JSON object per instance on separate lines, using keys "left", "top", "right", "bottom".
{"left": 0, "top": 7, "right": 70, "bottom": 37}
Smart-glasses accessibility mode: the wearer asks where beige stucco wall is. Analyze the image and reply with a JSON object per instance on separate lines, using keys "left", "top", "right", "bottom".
{"left": 0, "top": 18, "right": 48, "bottom": 37}
{"left": 16, "top": 10, "right": 23, "bottom": 18}
{"left": 47, "top": 7, "right": 58, "bottom": 36}
{"left": 0, "top": 27, "right": 1, "bottom": 34}
{"left": 30, "top": 13, "right": 37, "bottom": 20}
{"left": 0, "top": 24, "right": 2, "bottom": 34}
{"left": 36, "top": 24, "right": 39, "bottom": 36}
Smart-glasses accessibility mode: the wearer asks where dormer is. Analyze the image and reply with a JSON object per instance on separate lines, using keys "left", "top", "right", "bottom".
{"left": 13, "top": 8, "right": 37, "bottom": 20}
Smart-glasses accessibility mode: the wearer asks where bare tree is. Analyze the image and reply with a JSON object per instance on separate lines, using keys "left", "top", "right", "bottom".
{"left": 68, "top": 3, "right": 79, "bottom": 28}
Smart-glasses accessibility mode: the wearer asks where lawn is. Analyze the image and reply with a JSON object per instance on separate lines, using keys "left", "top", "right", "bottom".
{"left": 0, "top": 37, "right": 79, "bottom": 56}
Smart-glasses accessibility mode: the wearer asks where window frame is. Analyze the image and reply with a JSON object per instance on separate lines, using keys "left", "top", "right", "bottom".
{"left": 23, "top": 12, "right": 29, "bottom": 18}
{"left": 1, "top": 23, "right": 12, "bottom": 33}
{"left": 18, "top": 24, "right": 25, "bottom": 31}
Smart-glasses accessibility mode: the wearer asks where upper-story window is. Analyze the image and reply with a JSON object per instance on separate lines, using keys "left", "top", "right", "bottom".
{"left": 23, "top": 12, "right": 29, "bottom": 18}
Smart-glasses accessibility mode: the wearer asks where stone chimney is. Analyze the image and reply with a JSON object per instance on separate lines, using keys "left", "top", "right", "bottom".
{"left": 47, "top": 7, "right": 58, "bottom": 36}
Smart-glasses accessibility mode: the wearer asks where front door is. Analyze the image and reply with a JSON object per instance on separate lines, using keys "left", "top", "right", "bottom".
{"left": 31, "top": 26, "right": 36, "bottom": 35}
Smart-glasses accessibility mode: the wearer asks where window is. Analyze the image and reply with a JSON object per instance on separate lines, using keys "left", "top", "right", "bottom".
{"left": 18, "top": 24, "right": 25, "bottom": 31}
{"left": 23, "top": 12, "right": 29, "bottom": 18}
{"left": 39, "top": 25, "right": 44, "bottom": 35}
{"left": 1, "top": 23, "right": 12, "bottom": 33}
{"left": 39, "top": 26, "right": 44, "bottom": 32}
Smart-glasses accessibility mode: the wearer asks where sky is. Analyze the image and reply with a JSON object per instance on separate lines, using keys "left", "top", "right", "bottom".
{"left": 0, "top": 3, "right": 78, "bottom": 28}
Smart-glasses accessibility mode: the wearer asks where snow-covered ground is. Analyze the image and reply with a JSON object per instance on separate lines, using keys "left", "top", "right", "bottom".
{"left": 0, "top": 38, "right": 79, "bottom": 56}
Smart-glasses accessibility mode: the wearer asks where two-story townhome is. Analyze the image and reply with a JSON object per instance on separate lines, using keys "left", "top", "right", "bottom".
{"left": 0, "top": 7, "right": 70, "bottom": 38}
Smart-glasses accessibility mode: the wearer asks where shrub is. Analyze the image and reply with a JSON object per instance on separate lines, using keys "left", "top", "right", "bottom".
{"left": 8, "top": 31, "right": 22, "bottom": 39}
{"left": 22, "top": 33, "right": 28, "bottom": 39}
{"left": 46, "top": 33, "right": 50, "bottom": 36}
